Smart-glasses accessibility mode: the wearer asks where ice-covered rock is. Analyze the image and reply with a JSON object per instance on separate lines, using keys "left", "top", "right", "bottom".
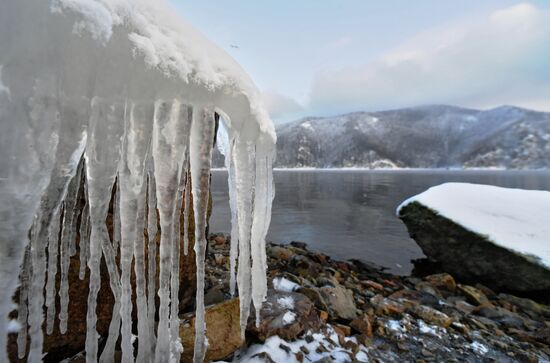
{"left": 398, "top": 183, "right": 550, "bottom": 293}
{"left": 0, "top": 0, "right": 275, "bottom": 362}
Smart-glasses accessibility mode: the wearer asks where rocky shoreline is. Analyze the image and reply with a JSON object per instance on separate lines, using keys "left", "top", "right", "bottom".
{"left": 201, "top": 235, "right": 550, "bottom": 363}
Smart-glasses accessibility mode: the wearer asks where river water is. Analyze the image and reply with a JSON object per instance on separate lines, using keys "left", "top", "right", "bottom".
{"left": 210, "top": 169, "right": 550, "bottom": 275}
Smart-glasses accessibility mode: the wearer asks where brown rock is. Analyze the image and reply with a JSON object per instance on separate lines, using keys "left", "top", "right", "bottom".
{"left": 268, "top": 245, "right": 295, "bottom": 261}
{"left": 424, "top": 273, "right": 456, "bottom": 292}
{"left": 248, "top": 290, "right": 322, "bottom": 342}
{"left": 350, "top": 316, "right": 372, "bottom": 337}
{"left": 361, "top": 280, "right": 384, "bottom": 292}
{"left": 370, "top": 295, "right": 407, "bottom": 317}
{"left": 457, "top": 284, "right": 490, "bottom": 306}
{"left": 214, "top": 253, "right": 226, "bottom": 266}
{"left": 412, "top": 305, "right": 452, "bottom": 328}
{"left": 453, "top": 299, "right": 476, "bottom": 315}
{"left": 414, "top": 282, "right": 442, "bottom": 298}
{"left": 319, "top": 285, "right": 358, "bottom": 321}
{"left": 451, "top": 321, "right": 469, "bottom": 334}
{"left": 213, "top": 235, "right": 226, "bottom": 246}
{"left": 499, "top": 293, "right": 550, "bottom": 319}
{"left": 334, "top": 323, "right": 351, "bottom": 336}
{"left": 180, "top": 298, "right": 243, "bottom": 362}
{"left": 298, "top": 287, "right": 329, "bottom": 312}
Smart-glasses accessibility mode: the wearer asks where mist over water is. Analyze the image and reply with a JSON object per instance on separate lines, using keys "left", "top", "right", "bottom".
{"left": 211, "top": 169, "right": 550, "bottom": 275}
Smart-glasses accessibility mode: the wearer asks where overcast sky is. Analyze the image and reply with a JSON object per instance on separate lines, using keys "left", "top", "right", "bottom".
{"left": 171, "top": 1, "right": 550, "bottom": 124}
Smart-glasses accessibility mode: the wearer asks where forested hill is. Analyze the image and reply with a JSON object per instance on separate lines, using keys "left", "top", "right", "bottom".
{"left": 273, "top": 105, "right": 550, "bottom": 169}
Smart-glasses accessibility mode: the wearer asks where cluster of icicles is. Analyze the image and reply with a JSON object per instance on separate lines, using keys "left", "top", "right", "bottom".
{"left": 13, "top": 102, "right": 274, "bottom": 363}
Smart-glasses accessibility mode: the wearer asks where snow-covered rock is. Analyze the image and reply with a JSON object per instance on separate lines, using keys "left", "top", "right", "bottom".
{"left": 398, "top": 183, "right": 550, "bottom": 293}
{"left": 0, "top": 0, "right": 275, "bottom": 362}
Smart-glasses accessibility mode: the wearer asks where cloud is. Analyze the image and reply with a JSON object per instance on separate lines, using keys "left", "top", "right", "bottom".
{"left": 309, "top": 3, "right": 550, "bottom": 114}
{"left": 262, "top": 90, "right": 304, "bottom": 122}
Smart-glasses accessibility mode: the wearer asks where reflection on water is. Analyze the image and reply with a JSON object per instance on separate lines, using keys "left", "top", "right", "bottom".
{"left": 210, "top": 169, "right": 550, "bottom": 275}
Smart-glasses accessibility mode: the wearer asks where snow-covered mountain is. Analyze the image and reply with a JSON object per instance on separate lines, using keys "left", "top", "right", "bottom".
{"left": 273, "top": 105, "right": 550, "bottom": 169}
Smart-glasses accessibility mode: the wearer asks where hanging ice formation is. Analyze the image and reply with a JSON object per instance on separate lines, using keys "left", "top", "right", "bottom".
{"left": 0, "top": 0, "right": 276, "bottom": 362}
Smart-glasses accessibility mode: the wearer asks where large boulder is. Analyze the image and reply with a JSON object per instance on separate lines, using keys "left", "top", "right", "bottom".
{"left": 398, "top": 183, "right": 550, "bottom": 295}
{"left": 180, "top": 298, "right": 243, "bottom": 362}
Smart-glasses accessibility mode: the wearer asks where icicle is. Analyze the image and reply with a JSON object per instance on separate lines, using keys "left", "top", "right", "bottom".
{"left": 152, "top": 100, "right": 190, "bottom": 363}
{"left": 17, "top": 245, "right": 32, "bottom": 359}
{"left": 25, "top": 83, "right": 88, "bottom": 363}
{"left": 79, "top": 181, "right": 90, "bottom": 280}
{"left": 133, "top": 102, "right": 155, "bottom": 363}
{"left": 27, "top": 214, "right": 49, "bottom": 363}
{"left": 58, "top": 170, "right": 81, "bottom": 334}
{"left": 170, "top": 173, "right": 183, "bottom": 362}
{"left": 118, "top": 101, "right": 154, "bottom": 363}
{"left": 135, "top": 174, "right": 151, "bottom": 363}
{"left": 190, "top": 106, "right": 216, "bottom": 363}
{"left": 147, "top": 170, "right": 158, "bottom": 352}
{"left": 118, "top": 117, "right": 136, "bottom": 363}
{"left": 233, "top": 138, "right": 256, "bottom": 337}
{"left": 250, "top": 138, "right": 274, "bottom": 326}
{"left": 85, "top": 98, "right": 125, "bottom": 363}
{"left": 69, "top": 163, "right": 85, "bottom": 257}
{"left": 170, "top": 105, "right": 191, "bottom": 362}
{"left": 45, "top": 207, "right": 61, "bottom": 334}
{"left": 226, "top": 137, "right": 240, "bottom": 296}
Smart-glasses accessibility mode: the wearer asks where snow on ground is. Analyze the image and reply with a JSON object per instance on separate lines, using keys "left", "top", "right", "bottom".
{"left": 282, "top": 311, "right": 296, "bottom": 325}
{"left": 215, "top": 325, "right": 370, "bottom": 363}
{"left": 397, "top": 183, "right": 550, "bottom": 268}
{"left": 469, "top": 341, "right": 489, "bottom": 355}
{"left": 273, "top": 277, "right": 300, "bottom": 292}
{"left": 277, "top": 296, "right": 295, "bottom": 309}
{"left": 300, "top": 121, "right": 314, "bottom": 131}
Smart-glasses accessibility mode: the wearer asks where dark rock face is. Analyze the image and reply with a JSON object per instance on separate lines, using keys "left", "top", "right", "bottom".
{"left": 399, "top": 202, "right": 550, "bottom": 295}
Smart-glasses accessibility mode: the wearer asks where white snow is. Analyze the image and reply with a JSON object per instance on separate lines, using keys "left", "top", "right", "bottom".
{"left": 7, "top": 320, "right": 21, "bottom": 334}
{"left": 282, "top": 311, "right": 296, "bottom": 325}
{"left": 273, "top": 277, "right": 300, "bottom": 292}
{"left": 277, "top": 296, "right": 295, "bottom": 309}
{"left": 398, "top": 183, "right": 550, "bottom": 269}
{"left": 385, "top": 319, "right": 406, "bottom": 334}
{"left": 417, "top": 319, "right": 444, "bottom": 338}
{"left": 51, "top": 0, "right": 275, "bottom": 141}
{"left": 216, "top": 325, "right": 370, "bottom": 363}
{"left": 469, "top": 341, "right": 489, "bottom": 355}
{"left": 301, "top": 121, "right": 314, "bottom": 130}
